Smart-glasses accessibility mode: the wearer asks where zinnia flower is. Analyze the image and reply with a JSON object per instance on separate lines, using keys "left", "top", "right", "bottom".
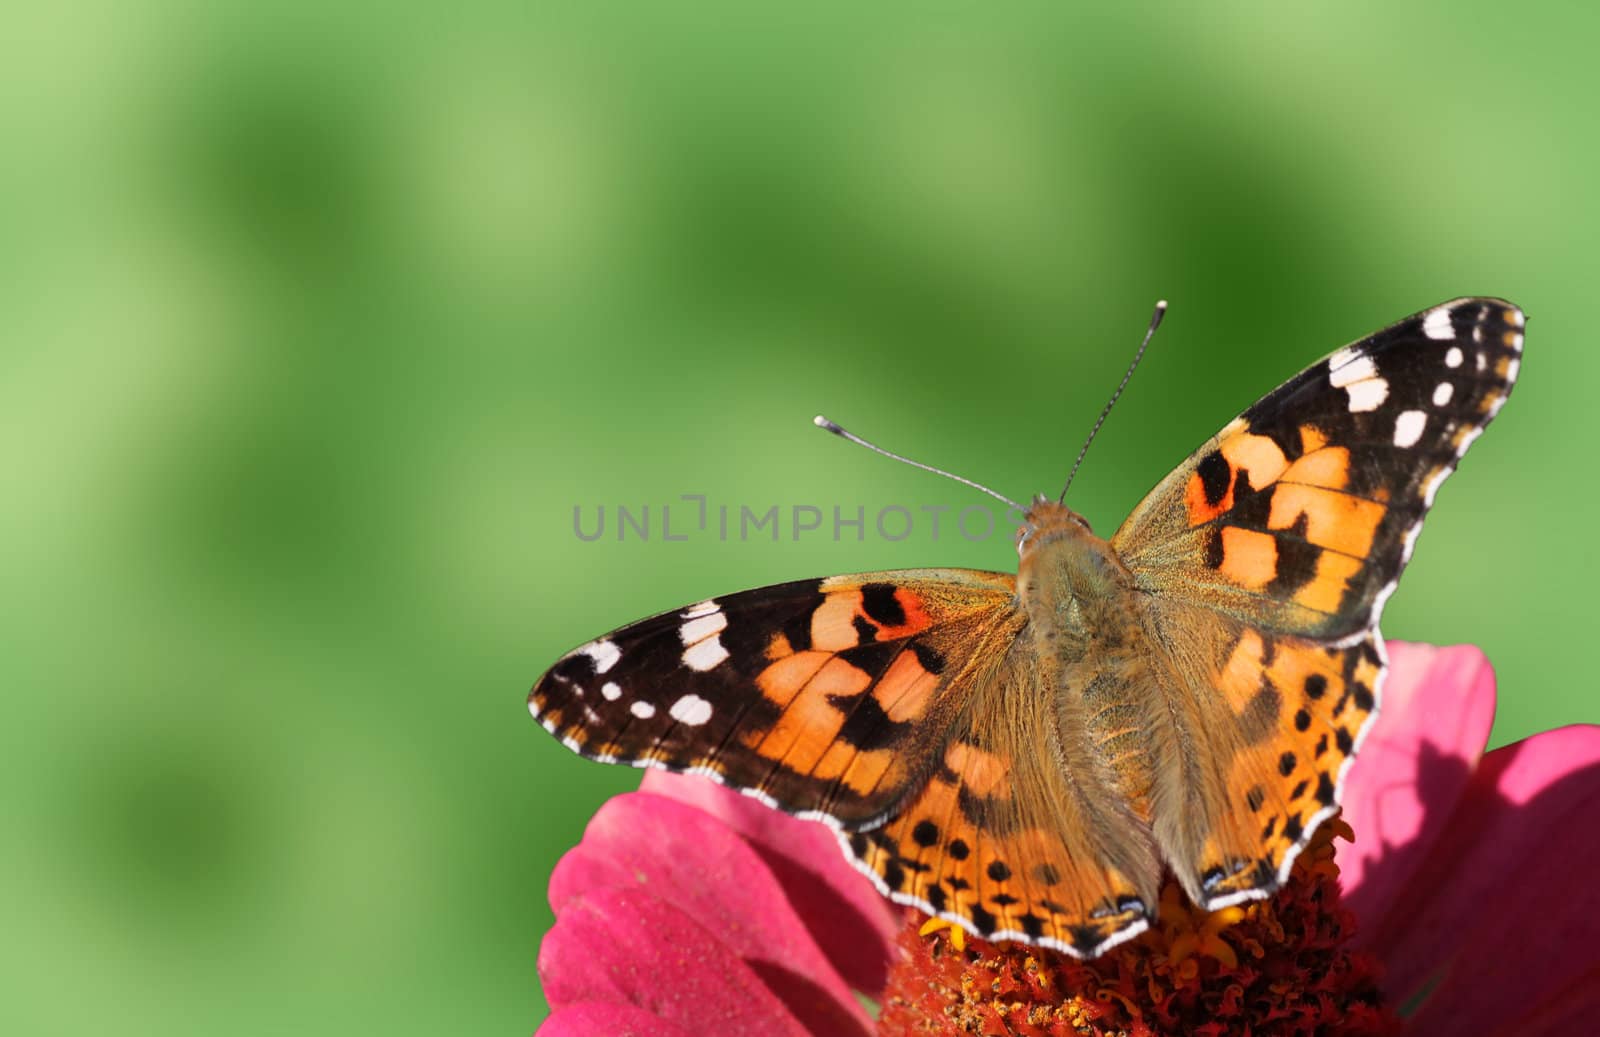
{"left": 535, "top": 642, "right": 1600, "bottom": 1035}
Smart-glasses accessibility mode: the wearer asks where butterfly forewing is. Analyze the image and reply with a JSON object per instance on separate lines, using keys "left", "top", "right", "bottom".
{"left": 1114, "top": 298, "right": 1522, "bottom": 640}
{"left": 529, "top": 570, "right": 1021, "bottom": 825}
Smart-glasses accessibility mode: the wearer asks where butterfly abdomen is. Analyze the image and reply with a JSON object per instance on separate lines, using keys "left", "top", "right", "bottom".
{"left": 1010, "top": 503, "right": 1168, "bottom": 887}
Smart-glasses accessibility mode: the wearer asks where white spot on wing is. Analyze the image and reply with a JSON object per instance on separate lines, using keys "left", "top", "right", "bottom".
{"left": 669, "top": 694, "right": 714, "bottom": 726}
{"left": 679, "top": 607, "right": 729, "bottom": 671}
{"left": 601, "top": 681, "right": 622, "bottom": 701}
{"left": 1345, "top": 379, "right": 1389, "bottom": 412}
{"left": 630, "top": 701, "right": 656, "bottom": 720}
{"left": 1433, "top": 382, "right": 1454, "bottom": 406}
{"left": 1394, "top": 410, "right": 1427, "bottom": 448}
{"left": 581, "top": 639, "right": 621, "bottom": 675}
{"left": 682, "top": 599, "right": 720, "bottom": 620}
{"left": 682, "top": 637, "right": 730, "bottom": 672}
{"left": 1324, "top": 356, "right": 1388, "bottom": 412}
{"left": 1506, "top": 357, "right": 1521, "bottom": 383}
{"left": 1327, "top": 346, "right": 1361, "bottom": 370}
{"left": 1423, "top": 307, "right": 1455, "bottom": 340}
{"left": 1446, "top": 346, "right": 1464, "bottom": 368}
{"left": 1328, "top": 354, "right": 1377, "bottom": 388}
{"left": 680, "top": 610, "right": 728, "bottom": 645}
{"left": 1328, "top": 353, "right": 1389, "bottom": 412}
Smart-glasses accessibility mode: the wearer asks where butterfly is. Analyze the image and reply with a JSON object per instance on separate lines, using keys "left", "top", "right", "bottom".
{"left": 529, "top": 298, "right": 1523, "bottom": 958}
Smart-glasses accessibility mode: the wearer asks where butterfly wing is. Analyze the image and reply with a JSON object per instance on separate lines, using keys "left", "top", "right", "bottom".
{"left": 532, "top": 569, "right": 1164, "bottom": 955}
{"left": 1111, "top": 298, "right": 1523, "bottom": 905}
{"left": 851, "top": 642, "right": 1163, "bottom": 957}
{"left": 529, "top": 570, "right": 1023, "bottom": 827}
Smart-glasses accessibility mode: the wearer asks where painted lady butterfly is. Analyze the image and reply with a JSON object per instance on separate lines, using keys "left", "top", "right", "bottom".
{"left": 529, "top": 298, "right": 1523, "bottom": 958}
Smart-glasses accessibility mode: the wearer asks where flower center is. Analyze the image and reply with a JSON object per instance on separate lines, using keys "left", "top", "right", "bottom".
{"left": 876, "top": 819, "right": 1400, "bottom": 1035}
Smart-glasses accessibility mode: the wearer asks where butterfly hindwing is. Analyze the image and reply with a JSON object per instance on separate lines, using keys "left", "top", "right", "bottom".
{"left": 1113, "top": 298, "right": 1523, "bottom": 639}
{"left": 1137, "top": 598, "right": 1384, "bottom": 906}
{"left": 529, "top": 570, "right": 1022, "bottom": 825}
{"left": 1190, "top": 628, "right": 1384, "bottom": 904}
{"left": 849, "top": 642, "right": 1162, "bottom": 957}
{"left": 1114, "top": 297, "right": 1522, "bottom": 907}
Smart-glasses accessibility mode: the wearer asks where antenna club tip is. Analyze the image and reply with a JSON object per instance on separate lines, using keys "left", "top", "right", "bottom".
{"left": 1156, "top": 299, "right": 1168, "bottom": 310}
{"left": 813, "top": 415, "right": 842, "bottom": 432}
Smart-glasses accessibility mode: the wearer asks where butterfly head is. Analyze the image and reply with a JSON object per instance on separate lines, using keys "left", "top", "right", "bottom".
{"left": 1016, "top": 496, "right": 1094, "bottom": 558}
{"left": 1015, "top": 496, "right": 1131, "bottom": 633}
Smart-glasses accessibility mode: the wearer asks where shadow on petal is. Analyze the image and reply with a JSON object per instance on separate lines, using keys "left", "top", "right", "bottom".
{"left": 1371, "top": 725, "right": 1600, "bottom": 1034}
{"left": 1341, "top": 643, "right": 1497, "bottom": 944}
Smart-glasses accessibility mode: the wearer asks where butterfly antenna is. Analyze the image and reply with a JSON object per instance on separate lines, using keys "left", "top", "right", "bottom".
{"left": 813, "top": 415, "right": 1025, "bottom": 512}
{"left": 1058, "top": 300, "right": 1168, "bottom": 503}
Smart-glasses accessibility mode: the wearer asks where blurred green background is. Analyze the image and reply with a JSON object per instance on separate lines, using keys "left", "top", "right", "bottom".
{"left": 5, "top": 3, "right": 1595, "bottom": 1032}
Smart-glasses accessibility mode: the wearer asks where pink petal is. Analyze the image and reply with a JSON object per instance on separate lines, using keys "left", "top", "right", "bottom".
{"left": 1376, "top": 725, "right": 1600, "bottom": 1034}
{"left": 640, "top": 770, "right": 901, "bottom": 993}
{"left": 539, "top": 886, "right": 812, "bottom": 1037}
{"left": 1340, "top": 642, "right": 1497, "bottom": 936}
{"left": 539, "top": 1001, "right": 699, "bottom": 1037}
{"left": 548, "top": 791, "right": 872, "bottom": 1037}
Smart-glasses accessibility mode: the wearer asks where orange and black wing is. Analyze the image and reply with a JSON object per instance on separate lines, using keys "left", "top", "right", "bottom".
{"left": 850, "top": 644, "right": 1164, "bottom": 957}
{"left": 1114, "top": 297, "right": 1522, "bottom": 641}
{"left": 1111, "top": 298, "right": 1522, "bottom": 906}
{"left": 532, "top": 571, "right": 1165, "bottom": 956}
{"left": 529, "top": 569, "right": 1022, "bottom": 827}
